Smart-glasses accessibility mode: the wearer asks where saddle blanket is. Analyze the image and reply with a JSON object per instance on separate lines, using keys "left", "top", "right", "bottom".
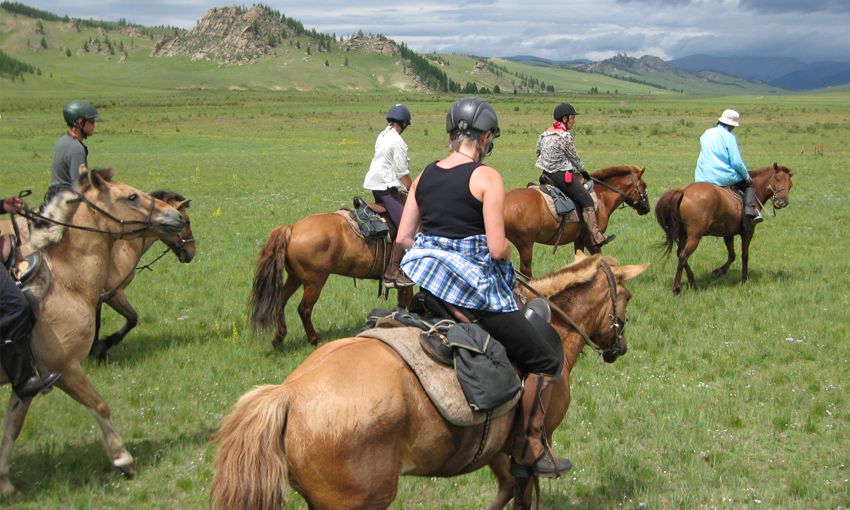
{"left": 527, "top": 182, "right": 597, "bottom": 222}
{"left": 357, "top": 324, "right": 520, "bottom": 426}
{"left": 335, "top": 206, "right": 390, "bottom": 243}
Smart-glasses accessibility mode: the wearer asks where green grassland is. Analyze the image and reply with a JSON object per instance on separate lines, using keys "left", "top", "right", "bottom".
{"left": 1, "top": 86, "right": 848, "bottom": 509}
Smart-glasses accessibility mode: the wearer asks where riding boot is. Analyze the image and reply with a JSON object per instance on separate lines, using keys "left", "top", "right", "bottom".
{"left": 383, "top": 241, "right": 414, "bottom": 289}
{"left": 743, "top": 185, "right": 763, "bottom": 230}
{"left": 0, "top": 337, "right": 61, "bottom": 403}
{"left": 581, "top": 208, "right": 615, "bottom": 248}
{"left": 509, "top": 373, "right": 573, "bottom": 479}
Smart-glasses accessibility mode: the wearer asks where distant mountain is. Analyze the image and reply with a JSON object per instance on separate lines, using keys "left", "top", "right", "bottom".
{"left": 502, "top": 55, "right": 593, "bottom": 66}
{"left": 771, "top": 62, "right": 850, "bottom": 90}
{"left": 668, "top": 54, "right": 805, "bottom": 83}
{"left": 668, "top": 54, "right": 850, "bottom": 90}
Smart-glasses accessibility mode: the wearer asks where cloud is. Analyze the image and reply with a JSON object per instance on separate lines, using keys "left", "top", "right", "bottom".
{"left": 738, "top": 0, "right": 850, "bottom": 14}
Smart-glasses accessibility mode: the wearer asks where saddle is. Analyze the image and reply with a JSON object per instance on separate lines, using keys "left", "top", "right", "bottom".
{"left": 2, "top": 234, "right": 43, "bottom": 288}
{"left": 527, "top": 182, "right": 581, "bottom": 223}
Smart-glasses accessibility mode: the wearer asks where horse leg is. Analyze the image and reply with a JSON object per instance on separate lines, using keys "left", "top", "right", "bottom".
{"left": 512, "top": 475, "right": 535, "bottom": 510}
{"left": 740, "top": 229, "right": 755, "bottom": 283}
{"left": 0, "top": 394, "right": 31, "bottom": 497}
{"left": 711, "top": 236, "right": 736, "bottom": 279}
{"left": 674, "top": 232, "right": 701, "bottom": 294}
{"left": 396, "top": 286, "right": 413, "bottom": 310}
{"left": 516, "top": 240, "right": 535, "bottom": 278}
{"left": 297, "top": 276, "right": 329, "bottom": 346}
{"left": 90, "top": 289, "right": 137, "bottom": 361}
{"left": 272, "top": 271, "right": 303, "bottom": 347}
{"left": 53, "top": 363, "right": 135, "bottom": 476}
{"left": 485, "top": 454, "right": 514, "bottom": 510}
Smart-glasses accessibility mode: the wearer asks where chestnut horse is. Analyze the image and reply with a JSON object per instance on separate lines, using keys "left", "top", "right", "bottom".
{"left": 0, "top": 168, "right": 185, "bottom": 497}
{"left": 655, "top": 163, "right": 794, "bottom": 294}
{"left": 505, "top": 165, "right": 650, "bottom": 277}
{"left": 89, "top": 190, "right": 196, "bottom": 360}
{"left": 212, "top": 252, "right": 650, "bottom": 510}
{"left": 250, "top": 213, "right": 413, "bottom": 346}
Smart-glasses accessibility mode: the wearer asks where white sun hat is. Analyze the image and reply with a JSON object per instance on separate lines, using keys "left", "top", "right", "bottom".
{"left": 718, "top": 109, "right": 740, "bottom": 127}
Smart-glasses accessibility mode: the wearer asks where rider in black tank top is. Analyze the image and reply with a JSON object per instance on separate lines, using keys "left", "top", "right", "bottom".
{"left": 415, "top": 161, "right": 485, "bottom": 239}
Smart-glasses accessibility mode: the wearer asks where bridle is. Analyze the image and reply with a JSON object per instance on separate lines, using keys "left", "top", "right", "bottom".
{"left": 517, "top": 258, "right": 627, "bottom": 359}
{"left": 591, "top": 171, "right": 649, "bottom": 212}
{"left": 756, "top": 170, "right": 790, "bottom": 219}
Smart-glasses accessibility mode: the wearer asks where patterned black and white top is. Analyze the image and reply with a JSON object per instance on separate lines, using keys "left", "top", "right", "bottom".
{"left": 535, "top": 130, "right": 585, "bottom": 174}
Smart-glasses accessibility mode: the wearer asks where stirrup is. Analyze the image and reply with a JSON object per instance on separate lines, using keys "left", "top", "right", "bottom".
{"left": 592, "top": 234, "right": 616, "bottom": 248}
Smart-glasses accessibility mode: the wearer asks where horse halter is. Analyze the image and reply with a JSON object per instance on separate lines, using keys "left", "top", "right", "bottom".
{"left": 757, "top": 170, "right": 789, "bottom": 218}
{"left": 591, "top": 172, "right": 649, "bottom": 212}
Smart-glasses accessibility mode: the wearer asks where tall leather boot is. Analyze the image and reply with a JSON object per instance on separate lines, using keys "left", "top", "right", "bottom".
{"left": 581, "top": 208, "right": 615, "bottom": 248}
{"left": 509, "top": 373, "right": 573, "bottom": 478}
{"left": 743, "top": 185, "right": 763, "bottom": 230}
{"left": 383, "top": 241, "right": 414, "bottom": 289}
{"left": 1, "top": 337, "right": 61, "bottom": 403}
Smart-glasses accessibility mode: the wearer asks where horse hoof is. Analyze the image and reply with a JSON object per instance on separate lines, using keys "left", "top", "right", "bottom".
{"left": 114, "top": 453, "right": 136, "bottom": 478}
{"left": 671, "top": 287, "right": 681, "bottom": 295}
{"left": 89, "top": 341, "right": 107, "bottom": 360}
{"left": 711, "top": 269, "right": 725, "bottom": 279}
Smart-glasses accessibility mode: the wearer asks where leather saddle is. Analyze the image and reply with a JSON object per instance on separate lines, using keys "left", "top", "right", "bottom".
{"left": 1, "top": 234, "right": 42, "bottom": 287}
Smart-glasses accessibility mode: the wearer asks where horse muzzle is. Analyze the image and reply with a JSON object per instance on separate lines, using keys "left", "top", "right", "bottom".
{"left": 636, "top": 202, "right": 651, "bottom": 216}
{"left": 155, "top": 210, "right": 186, "bottom": 237}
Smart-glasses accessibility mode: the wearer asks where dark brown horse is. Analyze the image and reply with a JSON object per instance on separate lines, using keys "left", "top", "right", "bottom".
{"left": 655, "top": 163, "right": 794, "bottom": 294}
{"left": 213, "top": 252, "right": 650, "bottom": 510}
{"left": 250, "top": 212, "right": 413, "bottom": 346}
{"left": 505, "top": 165, "right": 650, "bottom": 277}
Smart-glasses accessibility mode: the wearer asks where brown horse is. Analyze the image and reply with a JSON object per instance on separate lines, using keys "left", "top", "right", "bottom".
{"left": 655, "top": 163, "right": 794, "bottom": 294}
{"left": 250, "top": 212, "right": 413, "bottom": 346}
{"left": 212, "top": 252, "right": 650, "bottom": 510}
{"left": 505, "top": 165, "right": 650, "bottom": 277}
{"left": 0, "top": 168, "right": 185, "bottom": 497}
{"left": 89, "top": 190, "right": 196, "bottom": 361}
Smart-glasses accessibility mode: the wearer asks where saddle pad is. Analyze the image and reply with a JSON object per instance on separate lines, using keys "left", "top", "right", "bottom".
{"left": 357, "top": 326, "right": 520, "bottom": 426}
{"left": 526, "top": 182, "right": 584, "bottom": 223}
{"left": 335, "top": 206, "right": 389, "bottom": 243}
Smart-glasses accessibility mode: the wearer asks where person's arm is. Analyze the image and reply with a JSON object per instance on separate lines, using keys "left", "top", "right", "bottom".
{"left": 727, "top": 135, "right": 749, "bottom": 181}
{"left": 396, "top": 175, "right": 422, "bottom": 250}
{"left": 67, "top": 145, "right": 88, "bottom": 185}
{"left": 2, "top": 196, "right": 23, "bottom": 215}
{"left": 391, "top": 141, "right": 411, "bottom": 190}
{"left": 561, "top": 133, "right": 585, "bottom": 173}
{"left": 470, "top": 166, "right": 511, "bottom": 261}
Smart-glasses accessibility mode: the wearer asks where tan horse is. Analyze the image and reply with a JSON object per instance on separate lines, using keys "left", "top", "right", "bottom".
{"left": 655, "top": 163, "right": 794, "bottom": 294}
{"left": 505, "top": 165, "right": 650, "bottom": 277}
{"left": 250, "top": 213, "right": 413, "bottom": 346}
{"left": 212, "top": 252, "right": 650, "bottom": 510}
{"left": 0, "top": 168, "right": 185, "bottom": 497}
{"left": 89, "top": 190, "right": 196, "bottom": 361}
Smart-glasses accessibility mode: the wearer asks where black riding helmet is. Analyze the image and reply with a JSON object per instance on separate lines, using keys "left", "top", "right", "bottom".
{"left": 553, "top": 103, "right": 579, "bottom": 121}
{"left": 63, "top": 100, "right": 100, "bottom": 128}
{"left": 446, "top": 97, "right": 500, "bottom": 157}
{"left": 386, "top": 104, "right": 411, "bottom": 126}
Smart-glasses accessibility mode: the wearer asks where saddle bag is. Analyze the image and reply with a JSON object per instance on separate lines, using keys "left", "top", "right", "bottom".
{"left": 546, "top": 185, "right": 576, "bottom": 216}
{"left": 353, "top": 202, "right": 390, "bottom": 240}
{"left": 447, "top": 323, "right": 521, "bottom": 412}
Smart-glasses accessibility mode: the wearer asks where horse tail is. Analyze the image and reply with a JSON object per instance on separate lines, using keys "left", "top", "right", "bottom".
{"left": 654, "top": 188, "right": 685, "bottom": 257}
{"left": 250, "top": 225, "right": 292, "bottom": 335}
{"left": 211, "top": 384, "right": 292, "bottom": 510}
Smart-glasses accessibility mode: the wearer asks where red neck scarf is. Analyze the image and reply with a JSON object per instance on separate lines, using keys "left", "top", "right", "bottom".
{"left": 552, "top": 122, "right": 568, "bottom": 132}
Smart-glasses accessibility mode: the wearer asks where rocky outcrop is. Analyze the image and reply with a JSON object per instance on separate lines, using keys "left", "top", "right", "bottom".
{"left": 471, "top": 62, "right": 497, "bottom": 77}
{"left": 150, "top": 5, "right": 287, "bottom": 65}
{"left": 339, "top": 35, "right": 400, "bottom": 57}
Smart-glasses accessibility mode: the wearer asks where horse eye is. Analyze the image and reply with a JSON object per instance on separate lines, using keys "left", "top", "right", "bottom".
{"left": 129, "top": 193, "right": 138, "bottom": 201}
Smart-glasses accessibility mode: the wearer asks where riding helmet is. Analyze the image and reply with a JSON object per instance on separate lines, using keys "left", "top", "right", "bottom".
{"left": 386, "top": 104, "right": 411, "bottom": 125}
{"left": 445, "top": 97, "right": 500, "bottom": 138}
{"left": 553, "top": 103, "right": 579, "bottom": 121}
{"left": 63, "top": 101, "right": 100, "bottom": 127}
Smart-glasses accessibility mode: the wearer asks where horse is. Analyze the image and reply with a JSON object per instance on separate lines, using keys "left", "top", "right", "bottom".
{"left": 89, "top": 190, "right": 196, "bottom": 361}
{"left": 211, "top": 251, "right": 650, "bottom": 510}
{"left": 0, "top": 168, "right": 186, "bottom": 497}
{"left": 250, "top": 212, "right": 413, "bottom": 346}
{"left": 505, "top": 165, "right": 650, "bottom": 277}
{"left": 655, "top": 163, "right": 794, "bottom": 294}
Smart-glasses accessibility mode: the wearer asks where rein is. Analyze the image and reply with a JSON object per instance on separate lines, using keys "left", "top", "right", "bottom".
{"left": 516, "top": 259, "right": 624, "bottom": 359}
{"left": 756, "top": 170, "right": 788, "bottom": 218}
{"left": 591, "top": 172, "right": 648, "bottom": 211}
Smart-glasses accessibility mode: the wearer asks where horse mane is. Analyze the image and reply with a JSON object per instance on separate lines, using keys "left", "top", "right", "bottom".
{"left": 150, "top": 190, "right": 188, "bottom": 203}
{"left": 29, "top": 187, "right": 80, "bottom": 249}
{"left": 523, "top": 254, "right": 603, "bottom": 299}
{"left": 590, "top": 165, "right": 640, "bottom": 181}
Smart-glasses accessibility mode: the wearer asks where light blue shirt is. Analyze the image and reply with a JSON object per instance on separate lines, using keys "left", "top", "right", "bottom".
{"left": 694, "top": 124, "right": 749, "bottom": 186}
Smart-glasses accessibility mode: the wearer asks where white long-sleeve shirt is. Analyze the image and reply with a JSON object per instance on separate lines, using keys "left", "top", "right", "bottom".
{"left": 363, "top": 126, "right": 410, "bottom": 190}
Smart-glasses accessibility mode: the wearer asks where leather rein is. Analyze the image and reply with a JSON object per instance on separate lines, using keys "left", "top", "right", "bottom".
{"left": 590, "top": 171, "right": 649, "bottom": 211}
{"left": 517, "top": 259, "right": 626, "bottom": 359}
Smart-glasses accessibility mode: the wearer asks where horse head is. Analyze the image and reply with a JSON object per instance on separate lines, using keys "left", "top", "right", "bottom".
{"left": 630, "top": 167, "right": 651, "bottom": 215}
{"left": 524, "top": 251, "right": 650, "bottom": 363}
{"left": 150, "top": 190, "right": 196, "bottom": 263}
{"left": 591, "top": 165, "right": 651, "bottom": 215}
{"left": 767, "top": 162, "right": 795, "bottom": 209}
{"left": 77, "top": 166, "right": 185, "bottom": 240}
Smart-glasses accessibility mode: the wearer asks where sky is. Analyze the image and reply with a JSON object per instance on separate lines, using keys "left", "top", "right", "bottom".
{"left": 20, "top": 0, "right": 850, "bottom": 64}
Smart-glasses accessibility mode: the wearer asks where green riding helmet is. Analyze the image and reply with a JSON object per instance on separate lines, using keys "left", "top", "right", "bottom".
{"left": 63, "top": 101, "right": 100, "bottom": 128}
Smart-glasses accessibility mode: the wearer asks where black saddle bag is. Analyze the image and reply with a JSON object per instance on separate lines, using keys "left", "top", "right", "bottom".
{"left": 447, "top": 323, "right": 521, "bottom": 412}
{"left": 353, "top": 203, "right": 390, "bottom": 239}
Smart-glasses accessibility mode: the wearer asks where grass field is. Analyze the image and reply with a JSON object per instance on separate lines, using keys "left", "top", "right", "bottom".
{"left": 1, "top": 88, "right": 849, "bottom": 510}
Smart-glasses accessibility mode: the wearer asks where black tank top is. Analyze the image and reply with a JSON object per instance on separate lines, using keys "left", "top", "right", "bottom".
{"left": 415, "top": 161, "right": 486, "bottom": 239}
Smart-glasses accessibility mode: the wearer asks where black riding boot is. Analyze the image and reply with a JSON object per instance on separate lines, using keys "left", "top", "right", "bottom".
{"left": 1, "top": 337, "right": 61, "bottom": 402}
{"left": 743, "top": 185, "right": 763, "bottom": 229}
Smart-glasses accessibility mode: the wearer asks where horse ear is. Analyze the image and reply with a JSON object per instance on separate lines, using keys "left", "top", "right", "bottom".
{"left": 176, "top": 199, "right": 192, "bottom": 212}
{"left": 574, "top": 249, "right": 588, "bottom": 261}
{"left": 76, "top": 164, "right": 92, "bottom": 191}
{"left": 87, "top": 168, "right": 114, "bottom": 191}
{"left": 638, "top": 167, "right": 646, "bottom": 176}
{"left": 773, "top": 162, "right": 779, "bottom": 170}
{"left": 612, "top": 262, "right": 650, "bottom": 282}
